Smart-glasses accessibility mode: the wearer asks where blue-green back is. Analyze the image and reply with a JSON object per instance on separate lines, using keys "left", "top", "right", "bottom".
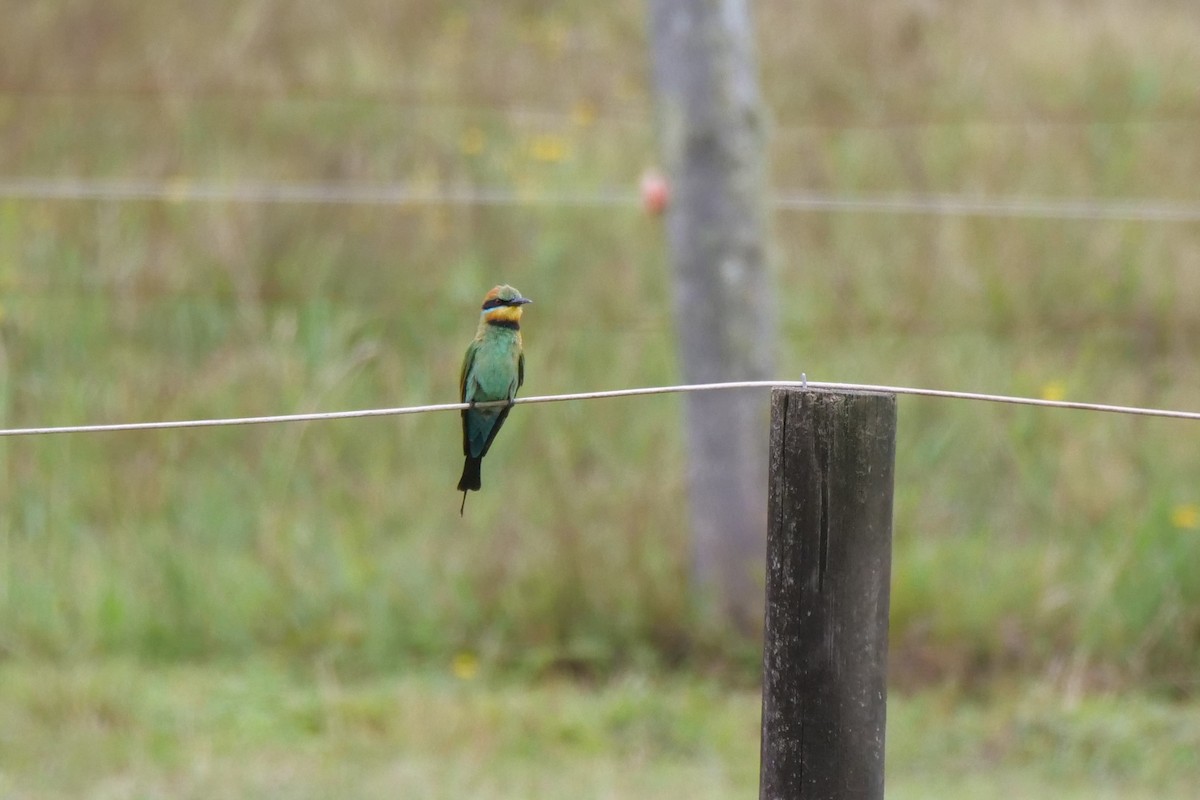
{"left": 460, "top": 328, "right": 523, "bottom": 459}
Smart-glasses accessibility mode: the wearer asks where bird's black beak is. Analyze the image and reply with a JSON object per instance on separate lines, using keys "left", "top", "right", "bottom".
{"left": 512, "top": 297, "right": 532, "bottom": 305}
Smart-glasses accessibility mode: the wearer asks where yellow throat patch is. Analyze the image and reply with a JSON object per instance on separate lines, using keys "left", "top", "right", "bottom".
{"left": 484, "top": 304, "right": 524, "bottom": 324}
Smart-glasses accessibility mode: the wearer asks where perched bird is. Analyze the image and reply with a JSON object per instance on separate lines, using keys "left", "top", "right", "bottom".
{"left": 457, "top": 284, "right": 531, "bottom": 514}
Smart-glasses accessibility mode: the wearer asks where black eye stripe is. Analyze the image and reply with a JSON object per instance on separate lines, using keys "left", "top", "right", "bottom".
{"left": 481, "top": 298, "right": 506, "bottom": 310}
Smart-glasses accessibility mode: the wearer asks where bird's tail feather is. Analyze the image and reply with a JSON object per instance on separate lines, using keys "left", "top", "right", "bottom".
{"left": 457, "top": 457, "right": 482, "bottom": 517}
{"left": 458, "top": 456, "right": 482, "bottom": 492}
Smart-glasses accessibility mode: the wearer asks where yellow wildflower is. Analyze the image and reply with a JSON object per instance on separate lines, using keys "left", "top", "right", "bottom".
{"left": 529, "top": 134, "right": 568, "bottom": 163}
{"left": 1039, "top": 381, "right": 1066, "bottom": 402}
{"left": 451, "top": 652, "right": 480, "bottom": 681}
{"left": 1170, "top": 504, "right": 1199, "bottom": 530}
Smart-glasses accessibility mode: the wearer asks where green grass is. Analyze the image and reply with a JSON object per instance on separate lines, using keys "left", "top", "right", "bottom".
{"left": 0, "top": 1, "right": 1199, "bottom": 689}
{"left": 1, "top": 659, "right": 1198, "bottom": 799}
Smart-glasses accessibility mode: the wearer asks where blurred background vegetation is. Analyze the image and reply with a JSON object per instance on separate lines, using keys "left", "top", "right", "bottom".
{"left": 1, "top": 0, "right": 1199, "bottom": 796}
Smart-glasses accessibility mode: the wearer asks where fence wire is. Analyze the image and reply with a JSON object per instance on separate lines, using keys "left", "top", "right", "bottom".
{"left": 4, "top": 178, "right": 1200, "bottom": 222}
{"left": 0, "top": 380, "right": 1195, "bottom": 437}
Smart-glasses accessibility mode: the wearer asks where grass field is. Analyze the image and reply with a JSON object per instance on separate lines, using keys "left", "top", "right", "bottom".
{"left": 2, "top": 660, "right": 1198, "bottom": 799}
{"left": 1, "top": 1, "right": 1199, "bottom": 794}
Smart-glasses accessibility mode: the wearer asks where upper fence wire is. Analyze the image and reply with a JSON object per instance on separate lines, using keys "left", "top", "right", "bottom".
{"left": 4, "top": 178, "right": 1200, "bottom": 223}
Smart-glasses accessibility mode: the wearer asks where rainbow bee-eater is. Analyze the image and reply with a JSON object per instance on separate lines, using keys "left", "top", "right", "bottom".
{"left": 457, "top": 284, "right": 531, "bottom": 514}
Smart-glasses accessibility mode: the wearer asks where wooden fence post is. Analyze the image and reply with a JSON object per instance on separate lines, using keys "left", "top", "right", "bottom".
{"left": 760, "top": 388, "right": 897, "bottom": 800}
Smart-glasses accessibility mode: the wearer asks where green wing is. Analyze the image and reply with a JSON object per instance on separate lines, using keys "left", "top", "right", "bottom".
{"left": 459, "top": 340, "right": 480, "bottom": 403}
{"left": 517, "top": 351, "right": 525, "bottom": 393}
{"left": 460, "top": 341, "right": 480, "bottom": 457}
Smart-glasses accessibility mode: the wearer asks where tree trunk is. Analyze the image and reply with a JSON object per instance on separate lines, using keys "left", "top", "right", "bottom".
{"left": 646, "top": 0, "right": 776, "bottom": 631}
